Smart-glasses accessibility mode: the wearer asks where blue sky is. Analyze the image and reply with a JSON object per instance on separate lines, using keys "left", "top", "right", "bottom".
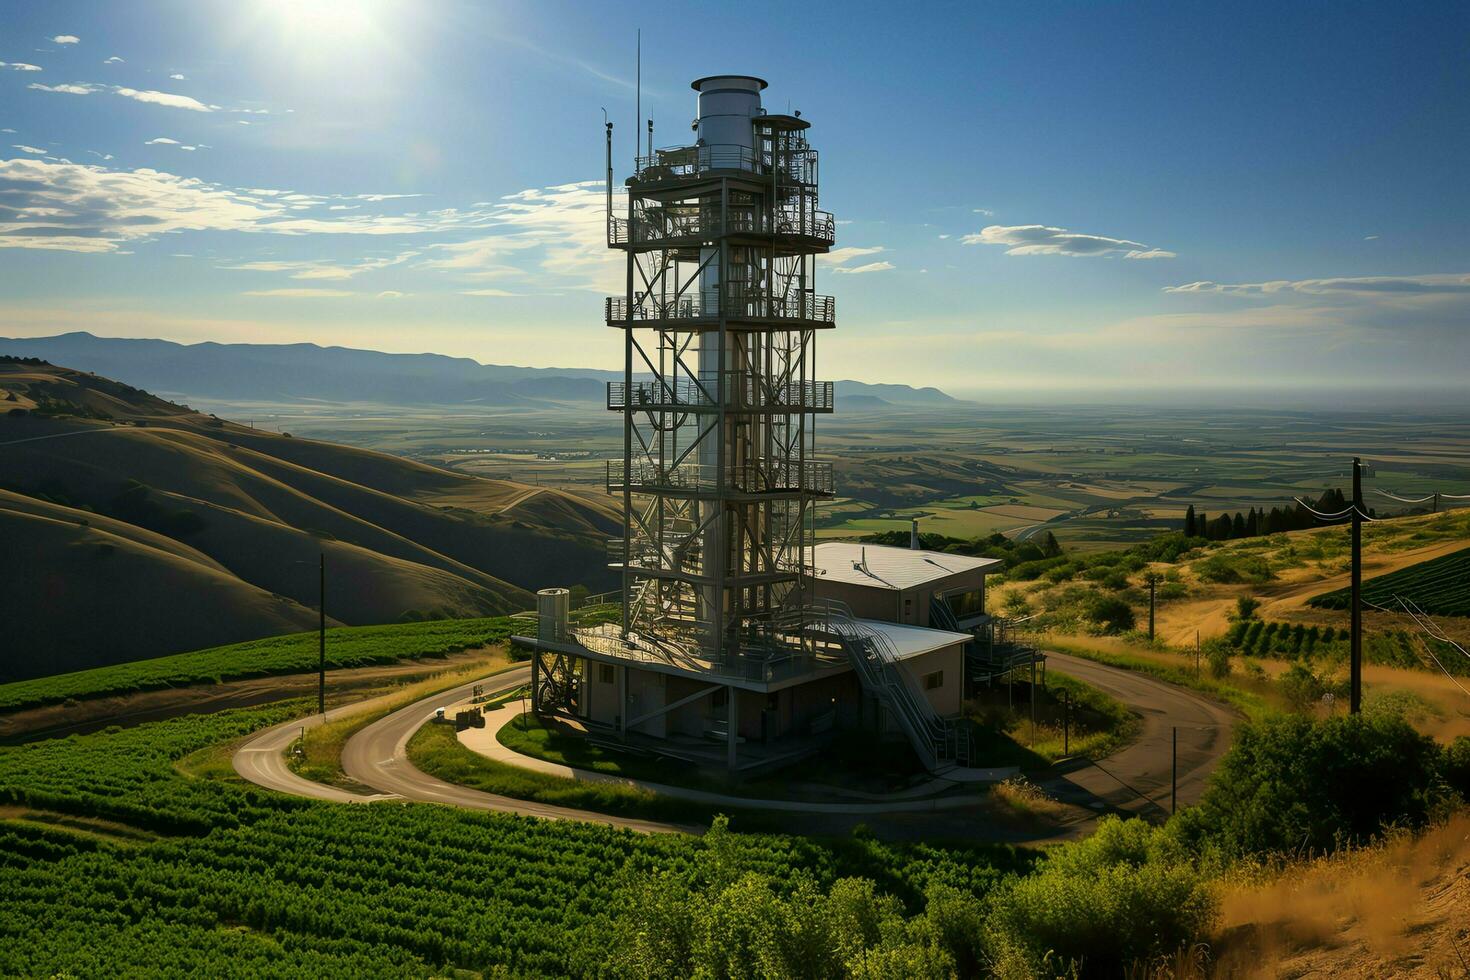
{"left": 1, "top": 0, "right": 1467, "bottom": 401}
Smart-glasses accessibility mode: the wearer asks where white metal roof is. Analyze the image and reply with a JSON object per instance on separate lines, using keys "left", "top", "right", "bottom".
{"left": 812, "top": 542, "right": 1003, "bottom": 591}
{"left": 856, "top": 619, "right": 972, "bottom": 660}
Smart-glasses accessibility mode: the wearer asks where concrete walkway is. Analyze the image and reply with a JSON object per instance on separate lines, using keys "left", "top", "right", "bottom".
{"left": 458, "top": 700, "right": 1011, "bottom": 815}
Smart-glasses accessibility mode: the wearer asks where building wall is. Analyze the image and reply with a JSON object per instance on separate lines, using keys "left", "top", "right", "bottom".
{"left": 584, "top": 657, "right": 619, "bottom": 727}
{"left": 899, "top": 643, "right": 965, "bottom": 717}
{"left": 626, "top": 668, "right": 667, "bottom": 738}
{"left": 816, "top": 568, "right": 991, "bottom": 628}
{"left": 814, "top": 579, "right": 899, "bottom": 621}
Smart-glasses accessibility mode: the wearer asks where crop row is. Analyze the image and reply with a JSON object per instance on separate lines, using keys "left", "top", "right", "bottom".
{"left": 0, "top": 704, "right": 1027, "bottom": 975}
{"left": 1309, "top": 547, "right": 1470, "bottom": 617}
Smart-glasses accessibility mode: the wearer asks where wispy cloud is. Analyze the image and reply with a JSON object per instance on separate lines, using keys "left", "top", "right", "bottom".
{"left": 169, "top": 73, "right": 186, "bottom": 80}
{"left": 11, "top": 144, "right": 48, "bottom": 155}
{"left": 28, "top": 82, "right": 97, "bottom": 96}
{"left": 115, "top": 86, "right": 212, "bottom": 112}
{"left": 824, "top": 245, "right": 895, "bottom": 274}
{"left": 51, "top": 35, "right": 80, "bottom": 45}
{"left": 460, "top": 287, "right": 518, "bottom": 297}
{"left": 242, "top": 288, "right": 356, "bottom": 298}
{"left": 2, "top": 62, "right": 44, "bottom": 72}
{"left": 0, "top": 158, "right": 495, "bottom": 253}
{"left": 964, "top": 223, "right": 1175, "bottom": 259}
{"left": 223, "top": 252, "right": 417, "bottom": 280}
{"left": 1164, "top": 274, "right": 1470, "bottom": 297}
{"left": 104, "top": 56, "right": 124, "bottom": 65}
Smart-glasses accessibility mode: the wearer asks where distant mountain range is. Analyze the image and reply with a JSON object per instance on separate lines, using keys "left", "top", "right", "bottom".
{"left": 0, "top": 333, "right": 960, "bottom": 410}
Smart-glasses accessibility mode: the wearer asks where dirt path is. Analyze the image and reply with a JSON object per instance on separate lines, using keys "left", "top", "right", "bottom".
{"left": 0, "top": 649, "right": 499, "bottom": 744}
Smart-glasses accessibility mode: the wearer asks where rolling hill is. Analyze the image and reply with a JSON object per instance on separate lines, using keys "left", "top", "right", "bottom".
{"left": 0, "top": 358, "right": 618, "bottom": 681}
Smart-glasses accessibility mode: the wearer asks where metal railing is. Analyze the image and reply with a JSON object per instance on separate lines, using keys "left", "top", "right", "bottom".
{"left": 607, "top": 375, "right": 833, "bottom": 412}
{"left": 606, "top": 459, "right": 834, "bottom": 495}
{"left": 804, "top": 598, "right": 966, "bottom": 770}
{"left": 610, "top": 205, "right": 836, "bottom": 247}
{"left": 605, "top": 289, "right": 835, "bottom": 325}
{"left": 633, "top": 143, "right": 820, "bottom": 187}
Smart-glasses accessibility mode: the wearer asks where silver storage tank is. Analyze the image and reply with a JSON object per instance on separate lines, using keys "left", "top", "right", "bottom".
{"left": 536, "top": 588, "right": 570, "bottom": 643}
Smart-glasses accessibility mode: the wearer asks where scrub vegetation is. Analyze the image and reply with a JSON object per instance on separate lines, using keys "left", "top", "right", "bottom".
{"left": 4, "top": 694, "right": 1463, "bottom": 975}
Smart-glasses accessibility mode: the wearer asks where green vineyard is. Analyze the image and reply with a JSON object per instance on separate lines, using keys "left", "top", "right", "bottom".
{"left": 0, "top": 617, "right": 522, "bottom": 714}
{"left": 0, "top": 704, "right": 1030, "bottom": 976}
{"left": 1308, "top": 547, "right": 1470, "bottom": 618}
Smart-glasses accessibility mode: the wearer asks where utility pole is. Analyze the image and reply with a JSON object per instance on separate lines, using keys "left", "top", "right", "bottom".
{"left": 1195, "top": 630, "right": 1200, "bottom": 676}
{"left": 318, "top": 552, "right": 326, "bottom": 716}
{"left": 1350, "top": 457, "right": 1363, "bottom": 714}
{"left": 1062, "top": 691, "right": 1070, "bottom": 755}
{"left": 1171, "top": 727, "right": 1178, "bottom": 815}
{"left": 1148, "top": 576, "right": 1157, "bottom": 642}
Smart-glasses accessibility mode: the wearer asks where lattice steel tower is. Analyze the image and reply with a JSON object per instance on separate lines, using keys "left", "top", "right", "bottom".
{"left": 603, "top": 75, "right": 835, "bottom": 671}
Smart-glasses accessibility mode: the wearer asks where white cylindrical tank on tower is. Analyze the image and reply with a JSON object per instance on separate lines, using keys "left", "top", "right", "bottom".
{"left": 537, "top": 588, "right": 569, "bottom": 643}
{"left": 692, "top": 75, "right": 766, "bottom": 152}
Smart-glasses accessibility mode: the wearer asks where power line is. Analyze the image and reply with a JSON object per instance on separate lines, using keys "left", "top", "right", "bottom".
{"left": 1374, "top": 489, "right": 1437, "bottom": 504}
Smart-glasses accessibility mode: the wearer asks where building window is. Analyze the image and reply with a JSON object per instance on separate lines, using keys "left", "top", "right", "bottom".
{"left": 947, "top": 587, "right": 984, "bottom": 619}
{"left": 598, "top": 664, "right": 614, "bottom": 684}
{"left": 924, "top": 670, "right": 944, "bottom": 691}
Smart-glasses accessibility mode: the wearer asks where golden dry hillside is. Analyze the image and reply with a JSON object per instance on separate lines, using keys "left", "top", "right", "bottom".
{"left": 0, "top": 359, "right": 618, "bottom": 681}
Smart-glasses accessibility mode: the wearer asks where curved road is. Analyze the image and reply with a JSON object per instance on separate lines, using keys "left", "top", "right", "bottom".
{"left": 236, "top": 650, "right": 1236, "bottom": 833}
{"left": 1039, "top": 651, "right": 1236, "bottom": 818}
{"left": 338, "top": 667, "right": 696, "bottom": 834}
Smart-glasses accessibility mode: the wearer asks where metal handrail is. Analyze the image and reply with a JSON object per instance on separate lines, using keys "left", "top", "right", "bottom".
{"left": 608, "top": 375, "right": 833, "bottom": 412}
{"left": 605, "top": 289, "right": 835, "bottom": 325}
{"left": 633, "top": 143, "right": 819, "bottom": 187}
{"left": 612, "top": 204, "right": 836, "bottom": 246}
{"left": 804, "top": 598, "right": 958, "bottom": 770}
{"left": 606, "top": 459, "right": 834, "bottom": 495}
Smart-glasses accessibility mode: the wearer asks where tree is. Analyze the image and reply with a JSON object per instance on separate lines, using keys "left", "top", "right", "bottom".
{"left": 1184, "top": 505, "right": 1197, "bottom": 538}
{"left": 1233, "top": 595, "right": 1260, "bottom": 621}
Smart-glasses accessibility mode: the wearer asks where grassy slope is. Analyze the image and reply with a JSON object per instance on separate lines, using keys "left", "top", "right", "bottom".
{"left": 0, "top": 361, "right": 617, "bottom": 679}
{"left": 0, "top": 616, "right": 523, "bottom": 713}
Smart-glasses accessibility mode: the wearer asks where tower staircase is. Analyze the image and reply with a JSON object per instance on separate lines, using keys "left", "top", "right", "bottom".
{"left": 805, "top": 599, "right": 971, "bottom": 771}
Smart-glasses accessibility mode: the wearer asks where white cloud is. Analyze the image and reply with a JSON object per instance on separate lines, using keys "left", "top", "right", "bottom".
{"left": 223, "top": 252, "right": 417, "bottom": 280}
{"left": 11, "top": 144, "right": 47, "bottom": 155}
{"left": 376, "top": 290, "right": 405, "bottom": 299}
{"left": 84, "top": 150, "right": 113, "bottom": 160}
{"left": 460, "top": 287, "right": 518, "bottom": 297}
{"left": 1364, "top": 235, "right": 1379, "bottom": 241}
{"left": 823, "top": 245, "right": 894, "bottom": 275}
{"left": 242, "top": 288, "right": 356, "bottom": 298}
{"left": 963, "top": 223, "right": 1174, "bottom": 259}
{"left": 104, "top": 56, "right": 124, "bottom": 65}
{"left": 52, "top": 35, "right": 80, "bottom": 45}
{"left": 28, "top": 82, "right": 98, "bottom": 95}
{"left": 1164, "top": 274, "right": 1470, "bottom": 297}
{"left": 832, "top": 260, "right": 896, "bottom": 275}
{"left": 145, "top": 137, "right": 181, "bottom": 145}
{"left": 3, "top": 62, "right": 44, "bottom": 72}
{"left": 115, "top": 87, "right": 211, "bottom": 112}
{"left": 973, "top": 208, "right": 994, "bottom": 217}
{"left": 0, "top": 158, "right": 497, "bottom": 253}
{"left": 169, "top": 73, "right": 186, "bottom": 80}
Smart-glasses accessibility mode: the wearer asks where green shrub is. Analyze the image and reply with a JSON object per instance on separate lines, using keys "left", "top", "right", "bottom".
{"left": 1194, "top": 552, "right": 1274, "bottom": 585}
{"left": 1174, "top": 713, "right": 1448, "bottom": 860}
{"left": 987, "top": 817, "right": 1215, "bottom": 975}
{"left": 1443, "top": 736, "right": 1470, "bottom": 802}
{"left": 1205, "top": 640, "right": 1232, "bottom": 679}
{"left": 1084, "top": 595, "right": 1135, "bottom": 634}
{"left": 1234, "top": 596, "right": 1260, "bottom": 620}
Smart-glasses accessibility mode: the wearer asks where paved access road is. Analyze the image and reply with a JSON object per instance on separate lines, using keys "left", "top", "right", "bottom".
{"left": 1038, "top": 651, "right": 1237, "bottom": 819}
{"left": 235, "top": 650, "right": 1237, "bottom": 836}
{"left": 337, "top": 667, "right": 700, "bottom": 834}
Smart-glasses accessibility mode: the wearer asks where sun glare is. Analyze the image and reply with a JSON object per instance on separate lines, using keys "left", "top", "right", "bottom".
{"left": 263, "top": 0, "right": 389, "bottom": 45}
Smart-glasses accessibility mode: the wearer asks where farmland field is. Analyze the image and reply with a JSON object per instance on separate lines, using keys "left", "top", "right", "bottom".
{"left": 1310, "top": 547, "right": 1470, "bottom": 617}
{"left": 239, "top": 400, "right": 1470, "bottom": 554}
